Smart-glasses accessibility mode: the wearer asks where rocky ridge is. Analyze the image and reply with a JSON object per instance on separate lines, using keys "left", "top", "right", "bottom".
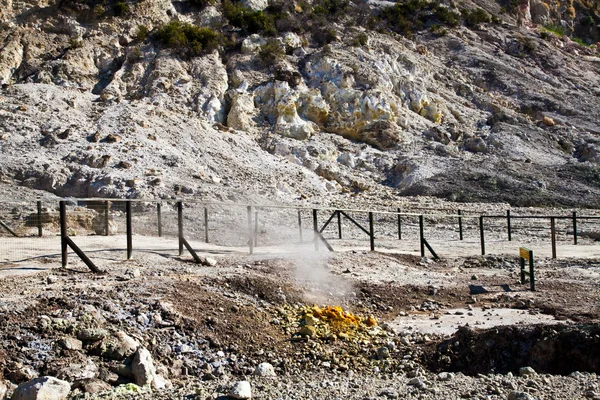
{"left": 0, "top": 0, "right": 599, "bottom": 207}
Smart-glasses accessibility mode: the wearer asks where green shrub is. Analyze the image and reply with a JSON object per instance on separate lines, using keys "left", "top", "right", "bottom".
{"left": 379, "top": 0, "right": 459, "bottom": 35}
{"left": 134, "top": 25, "right": 149, "bottom": 42}
{"left": 435, "top": 6, "right": 460, "bottom": 27}
{"left": 222, "top": 0, "right": 277, "bottom": 35}
{"left": 69, "top": 38, "right": 83, "bottom": 49}
{"left": 581, "top": 15, "right": 595, "bottom": 26}
{"left": 543, "top": 24, "right": 567, "bottom": 36}
{"left": 312, "top": 0, "right": 348, "bottom": 17}
{"left": 189, "top": 0, "right": 214, "bottom": 8}
{"left": 113, "top": 1, "right": 130, "bottom": 17}
{"left": 572, "top": 37, "right": 590, "bottom": 47}
{"left": 156, "top": 21, "right": 220, "bottom": 56}
{"left": 491, "top": 14, "right": 502, "bottom": 24}
{"left": 351, "top": 32, "right": 368, "bottom": 46}
{"left": 313, "top": 27, "right": 338, "bottom": 45}
{"left": 127, "top": 47, "right": 143, "bottom": 63}
{"left": 258, "top": 39, "right": 285, "bottom": 64}
{"left": 462, "top": 8, "right": 491, "bottom": 28}
{"left": 93, "top": 4, "right": 105, "bottom": 18}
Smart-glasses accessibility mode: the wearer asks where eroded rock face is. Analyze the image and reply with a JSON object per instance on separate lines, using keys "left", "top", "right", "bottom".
{"left": 0, "top": 0, "right": 599, "bottom": 206}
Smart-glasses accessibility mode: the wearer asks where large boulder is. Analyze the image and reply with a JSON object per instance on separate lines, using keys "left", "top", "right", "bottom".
{"left": 130, "top": 347, "right": 169, "bottom": 389}
{"left": 131, "top": 348, "right": 156, "bottom": 386}
{"left": 11, "top": 377, "right": 71, "bottom": 400}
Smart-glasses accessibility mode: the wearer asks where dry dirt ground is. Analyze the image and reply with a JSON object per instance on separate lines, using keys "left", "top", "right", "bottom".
{"left": 1, "top": 234, "right": 600, "bottom": 399}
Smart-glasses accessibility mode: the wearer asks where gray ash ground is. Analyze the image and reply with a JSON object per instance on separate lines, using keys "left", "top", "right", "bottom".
{"left": 1, "top": 250, "right": 600, "bottom": 399}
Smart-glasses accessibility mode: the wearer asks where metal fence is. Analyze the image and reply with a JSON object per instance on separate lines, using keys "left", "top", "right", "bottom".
{"left": 1, "top": 198, "right": 600, "bottom": 271}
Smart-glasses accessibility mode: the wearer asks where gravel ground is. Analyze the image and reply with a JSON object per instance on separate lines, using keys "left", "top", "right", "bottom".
{"left": 1, "top": 241, "right": 600, "bottom": 399}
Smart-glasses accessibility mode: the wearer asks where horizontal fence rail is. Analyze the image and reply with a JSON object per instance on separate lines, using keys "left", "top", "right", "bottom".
{"left": 1, "top": 199, "right": 599, "bottom": 270}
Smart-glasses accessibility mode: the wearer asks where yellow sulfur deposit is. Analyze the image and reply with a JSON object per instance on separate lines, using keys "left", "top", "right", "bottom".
{"left": 296, "top": 305, "right": 378, "bottom": 340}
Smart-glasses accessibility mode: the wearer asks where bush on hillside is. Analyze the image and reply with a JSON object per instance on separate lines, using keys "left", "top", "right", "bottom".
{"left": 156, "top": 21, "right": 221, "bottom": 56}
{"left": 222, "top": 0, "right": 277, "bottom": 35}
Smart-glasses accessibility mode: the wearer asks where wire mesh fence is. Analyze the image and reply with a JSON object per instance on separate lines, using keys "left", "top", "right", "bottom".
{"left": 1, "top": 199, "right": 600, "bottom": 267}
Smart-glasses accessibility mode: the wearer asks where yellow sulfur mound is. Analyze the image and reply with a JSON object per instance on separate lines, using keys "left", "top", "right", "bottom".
{"left": 297, "top": 305, "right": 378, "bottom": 340}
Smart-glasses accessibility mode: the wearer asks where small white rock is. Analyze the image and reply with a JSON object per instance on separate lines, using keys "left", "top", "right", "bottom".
{"left": 229, "top": 381, "right": 252, "bottom": 399}
{"left": 519, "top": 366, "right": 537, "bottom": 377}
{"left": 254, "top": 362, "right": 276, "bottom": 377}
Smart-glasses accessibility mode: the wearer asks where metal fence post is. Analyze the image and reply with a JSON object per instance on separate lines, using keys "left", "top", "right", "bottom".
{"left": 551, "top": 217, "right": 556, "bottom": 259}
{"left": 126, "top": 200, "right": 132, "bottom": 260}
{"left": 507, "top": 210, "right": 512, "bottom": 242}
{"left": 529, "top": 251, "right": 535, "bottom": 291}
{"left": 312, "top": 209, "right": 319, "bottom": 251}
{"left": 573, "top": 211, "right": 578, "bottom": 245}
{"left": 397, "top": 208, "right": 402, "bottom": 240}
{"left": 204, "top": 207, "right": 209, "bottom": 243}
{"left": 60, "top": 200, "right": 67, "bottom": 267}
{"left": 480, "top": 216, "right": 485, "bottom": 256}
{"left": 104, "top": 201, "right": 110, "bottom": 236}
{"left": 37, "top": 200, "right": 42, "bottom": 237}
{"left": 458, "top": 209, "right": 463, "bottom": 241}
{"left": 178, "top": 201, "right": 183, "bottom": 256}
{"left": 419, "top": 215, "right": 425, "bottom": 257}
{"left": 157, "top": 203, "right": 162, "bottom": 237}
{"left": 298, "top": 210, "right": 303, "bottom": 242}
{"left": 337, "top": 210, "right": 342, "bottom": 239}
{"left": 369, "top": 212, "right": 375, "bottom": 251}
{"left": 247, "top": 206, "right": 254, "bottom": 254}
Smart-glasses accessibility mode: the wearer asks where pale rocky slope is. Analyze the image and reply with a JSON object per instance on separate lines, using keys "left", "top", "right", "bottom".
{"left": 0, "top": 0, "right": 600, "bottom": 207}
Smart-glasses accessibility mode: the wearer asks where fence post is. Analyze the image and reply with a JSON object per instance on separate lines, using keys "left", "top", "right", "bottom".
{"left": 247, "top": 206, "right": 254, "bottom": 255}
{"left": 60, "top": 200, "right": 68, "bottom": 267}
{"left": 204, "top": 207, "right": 209, "bottom": 243}
{"left": 419, "top": 215, "right": 425, "bottom": 257}
{"left": 37, "top": 200, "right": 42, "bottom": 237}
{"left": 337, "top": 210, "right": 342, "bottom": 239}
{"left": 458, "top": 209, "right": 463, "bottom": 241}
{"left": 573, "top": 211, "right": 578, "bottom": 245}
{"left": 298, "top": 210, "right": 303, "bottom": 243}
{"left": 157, "top": 203, "right": 162, "bottom": 237}
{"left": 177, "top": 201, "right": 183, "bottom": 256}
{"left": 312, "top": 209, "right": 319, "bottom": 251}
{"left": 126, "top": 200, "right": 132, "bottom": 260}
{"left": 479, "top": 216, "right": 485, "bottom": 256}
{"left": 104, "top": 201, "right": 110, "bottom": 237}
{"left": 369, "top": 212, "right": 375, "bottom": 251}
{"left": 550, "top": 217, "right": 556, "bottom": 259}
{"left": 254, "top": 211, "right": 259, "bottom": 247}
{"left": 507, "top": 210, "right": 512, "bottom": 242}
{"left": 397, "top": 208, "right": 402, "bottom": 240}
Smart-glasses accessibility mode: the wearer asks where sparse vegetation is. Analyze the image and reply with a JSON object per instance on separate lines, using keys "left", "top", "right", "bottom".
{"left": 134, "top": 25, "right": 150, "bottom": 42}
{"left": 93, "top": 4, "right": 105, "bottom": 18}
{"left": 462, "top": 8, "right": 491, "bottom": 28}
{"left": 543, "top": 24, "right": 568, "bottom": 36}
{"left": 572, "top": 36, "right": 591, "bottom": 46}
{"left": 113, "top": 1, "right": 130, "bottom": 17}
{"left": 127, "top": 46, "right": 143, "bottom": 63}
{"left": 156, "top": 21, "right": 221, "bottom": 56}
{"left": 189, "top": 0, "right": 214, "bottom": 9}
{"left": 351, "top": 32, "right": 368, "bottom": 47}
{"left": 69, "top": 38, "right": 83, "bottom": 49}
{"left": 377, "top": 0, "right": 509, "bottom": 36}
{"left": 258, "top": 39, "right": 285, "bottom": 65}
{"left": 222, "top": 0, "right": 276, "bottom": 36}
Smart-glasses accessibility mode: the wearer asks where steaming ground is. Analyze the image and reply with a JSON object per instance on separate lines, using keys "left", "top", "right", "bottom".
{"left": 1, "top": 233, "right": 600, "bottom": 398}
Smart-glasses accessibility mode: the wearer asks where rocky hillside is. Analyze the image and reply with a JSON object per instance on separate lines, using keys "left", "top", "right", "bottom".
{"left": 0, "top": 0, "right": 599, "bottom": 207}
